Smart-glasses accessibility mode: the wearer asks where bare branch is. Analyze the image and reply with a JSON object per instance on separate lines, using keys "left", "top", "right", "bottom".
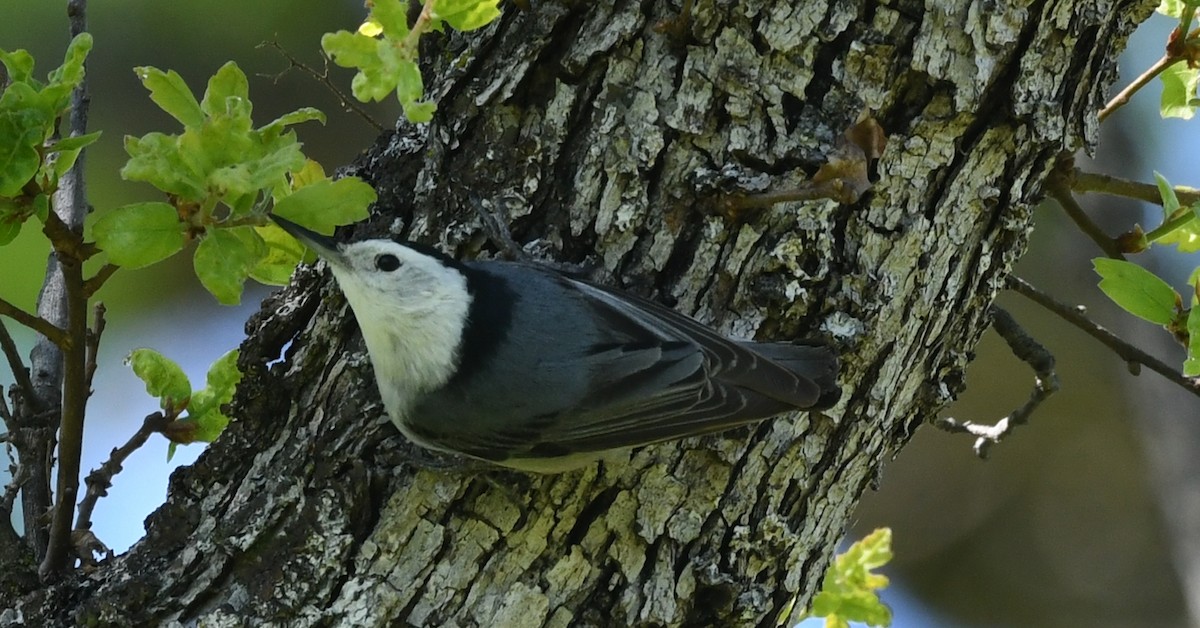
{"left": 1007, "top": 275, "right": 1200, "bottom": 397}
{"left": 0, "top": 318, "right": 41, "bottom": 413}
{"left": 1099, "top": 53, "right": 1183, "bottom": 123}
{"left": 937, "top": 306, "right": 1059, "bottom": 457}
{"left": 1048, "top": 182, "right": 1126, "bottom": 260}
{"left": 82, "top": 264, "right": 118, "bottom": 299}
{"left": 258, "top": 41, "right": 386, "bottom": 132}
{"left": 0, "top": 298, "right": 70, "bottom": 349}
{"left": 84, "top": 303, "right": 105, "bottom": 396}
{"left": 75, "top": 412, "right": 169, "bottom": 533}
{"left": 1073, "top": 169, "right": 1200, "bottom": 207}
{"left": 2, "top": 458, "right": 30, "bottom": 518}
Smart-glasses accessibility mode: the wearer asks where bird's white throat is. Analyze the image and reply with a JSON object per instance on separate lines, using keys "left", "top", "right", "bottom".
{"left": 329, "top": 264, "right": 472, "bottom": 433}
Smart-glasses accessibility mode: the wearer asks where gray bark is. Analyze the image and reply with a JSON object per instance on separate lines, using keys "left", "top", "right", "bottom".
{"left": 3, "top": 0, "right": 1152, "bottom": 625}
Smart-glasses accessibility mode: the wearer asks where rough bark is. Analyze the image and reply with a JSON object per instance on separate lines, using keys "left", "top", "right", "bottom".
{"left": 3, "top": 0, "right": 1152, "bottom": 626}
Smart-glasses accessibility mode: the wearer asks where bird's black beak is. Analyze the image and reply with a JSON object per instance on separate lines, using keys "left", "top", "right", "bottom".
{"left": 270, "top": 214, "right": 341, "bottom": 260}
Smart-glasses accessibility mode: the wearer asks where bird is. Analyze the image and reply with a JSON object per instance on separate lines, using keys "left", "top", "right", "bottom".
{"left": 271, "top": 215, "right": 840, "bottom": 472}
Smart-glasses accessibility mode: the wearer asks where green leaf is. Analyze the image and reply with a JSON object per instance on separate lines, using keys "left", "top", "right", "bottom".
{"left": 47, "top": 33, "right": 92, "bottom": 95}
{"left": 187, "top": 349, "right": 241, "bottom": 419}
{"left": 45, "top": 130, "right": 103, "bottom": 155}
{"left": 249, "top": 223, "right": 306, "bottom": 285}
{"left": 323, "top": 25, "right": 427, "bottom": 109}
{"left": 371, "top": 0, "right": 412, "bottom": 39}
{"left": 209, "top": 142, "right": 305, "bottom": 200}
{"left": 126, "top": 348, "right": 192, "bottom": 410}
{"left": 1152, "top": 207, "right": 1200, "bottom": 252}
{"left": 403, "top": 100, "right": 437, "bottom": 123}
{"left": 1144, "top": 173, "right": 1200, "bottom": 252}
{"left": 807, "top": 528, "right": 893, "bottom": 627}
{"left": 0, "top": 217, "right": 19, "bottom": 246}
{"left": 259, "top": 107, "right": 326, "bottom": 140}
{"left": 46, "top": 130, "right": 103, "bottom": 181}
{"left": 1160, "top": 62, "right": 1200, "bottom": 120}
{"left": 1154, "top": 171, "right": 1181, "bottom": 214}
{"left": 1157, "top": 0, "right": 1186, "bottom": 17}
{"left": 1094, "top": 258, "right": 1180, "bottom": 325}
{"left": 0, "top": 109, "right": 43, "bottom": 197}
{"left": 193, "top": 226, "right": 266, "bottom": 305}
{"left": 0, "top": 48, "right": 35, "bottom": 84}
{"left": 395, "top": 59, "right": 424, "bottom": 105}
{"left": 321, "top": 31, "right": 380, "bottom": 71}
{"left": 289, "top": 159, "right": 326, "bottom": 190}
{"left": 121, "top": 132, "right": 207, "bottom": 200}
{"left": 31, "top": 193, "right": 49, "bottom": 222}
{"left": 200, "top": 62, "right": 250, "bottom": 118}
{"left": 1187, "top": 306, "right": 1200, "bottom": 377}
{"left": 135, "top": 66, "right": 205, "bottom": 128}
{"left": 272, "top": 177, "right": 376, "bottom": 234}
{"left": 433, "top": 0, "right": 502, "bottom": 31}
{"left": 92, "top": 202, "right": 186, "bottom": 269}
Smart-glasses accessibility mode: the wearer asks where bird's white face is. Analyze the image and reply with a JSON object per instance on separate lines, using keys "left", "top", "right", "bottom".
{"left": 320, "top": 239, "right": 473, "bottom": 435}
{"left": 325, "top": 239, "right": 469, "bottom": 318}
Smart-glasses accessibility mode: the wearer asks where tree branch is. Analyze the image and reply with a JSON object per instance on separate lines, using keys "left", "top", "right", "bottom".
{"left": 1073, "top": 169, "right": 1200, "bottom": 207}
{"left": 937, "top": 306, "right": 1059, "bottom": 457}
{"left": 37, "top": 0, "right": 92, "bottom": 580}
{"left": 2, "top": 455, "right": 30, "bottom": 519}
{"left": 1007, "top": 275, "right": 1200, "bottom": 397}
{"left": 83, "top": 303, "right": 105, "bottom": 396}
{"left": 75, "top": 412, "right": 169, "bottom": 533}
{"left": 82, "top": 264, "right": 117, "bottom": 299}
{"left": 1047, "top": 182, "right": 1126, "bottom": 260}
{"left": 259, "top": 41, "right": 385, "bottom": 132}
{"left": 0, "top": 318, "right": 41, "bottom": 413}
{"left": 0, "top": 298, "right": 70, "bottom": 349}
{"left": 1098, "top": 53, "right": 1182, "bottom": 123}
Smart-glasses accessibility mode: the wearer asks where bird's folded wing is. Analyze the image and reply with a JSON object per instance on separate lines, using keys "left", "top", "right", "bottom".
{"left": 563, "top": 276, "right": 823, "bottom": 407}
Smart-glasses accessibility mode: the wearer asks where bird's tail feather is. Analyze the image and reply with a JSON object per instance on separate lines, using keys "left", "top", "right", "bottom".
{"left": 742, "top": 340, "right": 841, "bottom": 409}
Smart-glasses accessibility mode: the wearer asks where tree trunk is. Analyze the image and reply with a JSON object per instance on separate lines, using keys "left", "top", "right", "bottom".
{"left": 5, "top": 1, "right": 1152, "bottom": 625}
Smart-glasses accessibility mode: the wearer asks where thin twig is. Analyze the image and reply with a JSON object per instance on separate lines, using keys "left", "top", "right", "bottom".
{"left": 82, "top": 264, "right": 117, "bottom": 299}
{"left": 1073, "top": 169, "right": 1200, "bottom": 207}
{"left": 1048, "top": 183, "right": 1126, "bottom": 260}
{"left": 402, "top": 0, "right": 437, "bottom": 52}
{"left": 1008, "top": 275, "right": 1200, "bottom": 397}
{"left": 84, "top": 303, "right": 105, "bottom": 396}
{"left": 1099, "top": 54, "right": 1183, "bottom": 123}
{"left": 75, "top": 411, "right": 169, "bottom": 532}
{"left": 258, "top": 41, "right": 386, "bottom": 132}
{"left": 0, "top": 318, "right": 40, "bottom": 412}
{"left": 0, "top": 298, "right": 70, "bottom": 348}
{"left": 936, "top": 306, "right": 1059, "bottom": 458}
{"left": 1, "top": 459, "right": 30, "bottom": 518}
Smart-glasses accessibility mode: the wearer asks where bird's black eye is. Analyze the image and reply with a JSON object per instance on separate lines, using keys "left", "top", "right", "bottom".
{"left": 375, "top": 254, "right": 401, "bottom": 272}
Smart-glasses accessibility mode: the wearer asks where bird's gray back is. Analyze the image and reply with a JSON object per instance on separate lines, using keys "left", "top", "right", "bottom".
{"left": 404, "top": 262, "right": 600, "bottom": 455}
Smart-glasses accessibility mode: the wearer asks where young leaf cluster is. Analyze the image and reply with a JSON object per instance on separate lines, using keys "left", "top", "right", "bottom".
{"left": 1157, "top": 0, "right": 1200, "bottom": 119}
{"left": 91, "top": 62, "right": 375, "bottom": 304}
{"left": 803, "top": 528, "right": 894, "bottom": 628}
{"left": 1095, "top": 173, "right": 1200, "bottom": 376}
{"left": 321, "top": 0, "right": 501, "bottom": 123}
{"left": 127, "top": 348, "right": 242, "bottom": 461}
{"left": 0, "top": 33, "right": 99, "bottom": 244}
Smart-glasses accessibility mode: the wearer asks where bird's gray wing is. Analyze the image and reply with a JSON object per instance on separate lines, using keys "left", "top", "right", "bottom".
{"left": 487, "top": 275, "right": 824, "bottom": 460}
{"left": 565, "top": 277, "right": 825, "bottom": 407}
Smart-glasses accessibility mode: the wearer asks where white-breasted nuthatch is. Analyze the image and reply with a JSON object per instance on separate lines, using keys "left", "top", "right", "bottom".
{"left": 273, "top": 216, "right": 839, "bottom": 472}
